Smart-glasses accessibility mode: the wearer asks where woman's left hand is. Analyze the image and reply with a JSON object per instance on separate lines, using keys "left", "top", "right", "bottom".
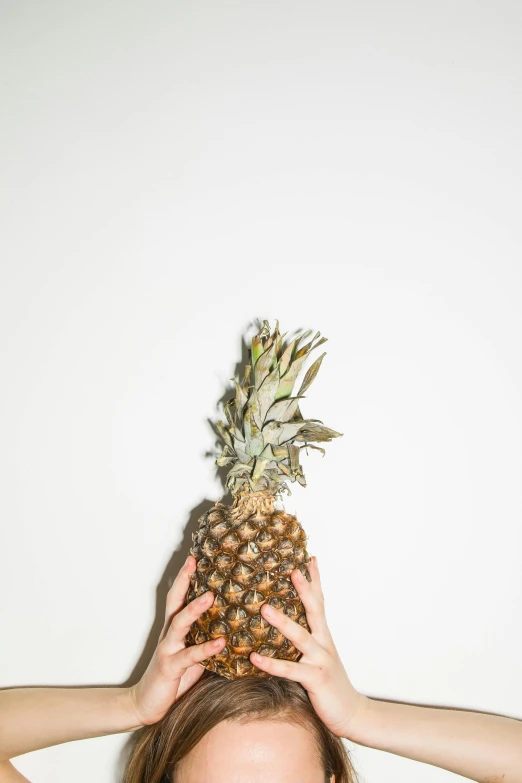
{"left": 250, "top": 555, "right": 368, "bottom": 741}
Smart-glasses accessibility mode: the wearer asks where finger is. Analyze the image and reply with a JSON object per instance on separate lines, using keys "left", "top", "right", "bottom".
{"left": 167, "top": 636, "right": 226, "bottom": 676}
{"left": 163, "top": 590, "right": 216, "bottom": 650}
{"left": 158, "top": 556, "right": 197, "bottom": 643}
{"left": 250, "top": 650, "right": 316, "bottom": 686}
{"left": 260, "top": 602, "right": 321, "bottom": 658}
{"left": 290, "top": 556, "right": 331, "bottom": 640}
{"left": 176, "top": 662, "right": 206, "bottom": 699}
{"left": 165, "top": 555, "right": 197, "bottom": 622}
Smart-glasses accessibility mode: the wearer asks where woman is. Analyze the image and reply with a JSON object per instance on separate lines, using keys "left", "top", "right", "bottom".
{"left": 1, "top": 556, "right": 521, "bottom": 782}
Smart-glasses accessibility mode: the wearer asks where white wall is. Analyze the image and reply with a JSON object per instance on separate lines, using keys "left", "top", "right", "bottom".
{"left": 1, "top": 1, "right": 521, "bottom": 781}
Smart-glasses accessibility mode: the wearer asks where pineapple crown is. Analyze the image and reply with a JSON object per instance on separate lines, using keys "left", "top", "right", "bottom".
{"left": 216, "top": 319, "right": 343, "bottom": 498}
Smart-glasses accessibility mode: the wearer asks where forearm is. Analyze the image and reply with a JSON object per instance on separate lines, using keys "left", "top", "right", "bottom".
{"left": 0, "top": 760, "right": 32, "bottom": 782}
{"left": 0, "top": 687, "right": 141, "bottom": 761}
{"left": 352, "top": 695, "right": 522, "bottom": 783}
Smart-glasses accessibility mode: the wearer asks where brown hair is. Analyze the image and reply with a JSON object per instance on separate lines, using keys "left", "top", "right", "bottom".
{"left": 123, "top": 669, "right": 360, "bottom": 783}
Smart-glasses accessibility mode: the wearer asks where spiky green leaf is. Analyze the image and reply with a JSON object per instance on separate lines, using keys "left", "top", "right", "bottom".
{"left": 297, "top": 352, "right": 327, "bottom": 397}
{"left": 233, "top": 377, "right": 248, "bottom": 421}
{"left": 261, "top": 420, "right": 283, "bottom": 446}
{"left": 230, "top": 422, "right": 245, "bottom": 443}
{"left": 274, "top": 328, "right": 287, "bottom": 363}
{"left": 233, "top": 437, "right": 250, "bottom": 464}
{"left": 288, "top": 443, "right": 300, "bottom": 473}
{"left": 276, "top": 421, "right": 307, "bottom": 444}
{"left": 243, "top": 405, "right": 260, "bottom": 442}
{"left": 275, "top": 354, "right": 308, "bottom": 400}
{"left": 294, "top": 423, "right": 343, "bottom": 442}
{"left": 265, "top": 396, "right": 303, "bottom": 424}
{"left": 254, "top": 341, "right": 278, "bottom": 389}
{"left": 278, "top": 461, "right": 293, "bottom": 477}
{"left": 245, "top": 387, "right": 263, "bottom": 430}
{"left": 295, "top": 331, "right": 327, "bottom": 359}
{"left": 216, "top": 420, "right": 234, "bottom": 449}
{"left": 259, "top": 442, "right": 273, "bottom": 457}
{"left": 300, "top": 442, "right": 326, "bottom": 457}
{"left": 252, "top": 456, "right": 271, "bottom": 483}
{"left": 246, "top": 431, "right": 265, "bottom": 457}
{"left": 242, "top": 363, "right": 252, "bottom": 391}
{"left": 251, "top": 335, "right": 264, "bottom": 369}
{"left": 224, "top": 399, "right": 235, "bottom": 427}
{"left": 279, "top": 337, "right": 299, "bottom": 377}
{"left": 216, "top": 454, "right": 237, "bottom": 466}
{"left": 226, "top": 462, "right": 254, "bottom": 476}
{"left": 293, "top": 328, "right": 314, "bottom": 351}
{"left": 257, "top": 364, "right": 280, "bottom": 423}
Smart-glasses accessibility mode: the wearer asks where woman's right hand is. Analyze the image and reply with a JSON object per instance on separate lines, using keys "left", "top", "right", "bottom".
{"left": 249, "top": 555, "right": 368, "bottom": 742}
{"left": 128, "top": 555, "right": 226, "bottom": 726}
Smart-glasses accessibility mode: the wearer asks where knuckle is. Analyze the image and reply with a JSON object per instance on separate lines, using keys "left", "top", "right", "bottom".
{"left": 157, "top": 654, "right": 174, "bottom": 678}
{"left": 168, "top": 577, "right": 181, "bottom": 595}
{"left": 313, "top": 595, "right": 325, "bottom": 612}
{"left": 187, "top": 600, "right": 199, "bottom": 617}
{"left": 165, "top": 593, "right": 181, "bottom": 614}
{"left": 275, "top": 610, "right": 291, "bottom": 629}
{"left": 156, "top": 638, "right": 171, "bottom": 661}
{"left": 205, "top": 638, "right": 219, "bottom": 654}
{"left": 174, "top": 640, "right": 191, "bottom": 660}
{"left": 281, "top": 660, "right": 293, "bottom": 677}
{"left": 177, "top": 645, "right": 193, "bottom": 666}
{"left": 165, "top": 596, "right": 179, "bottom": 618}
{"left": 167, "top": 615, "right": 187, "bottom": 639}
{"left": 315, "top": 646, "right": 331, "bottom": 667}
{"left": 189, "top": 597, "right": 207, "bottom": 618}
{"left": 187, "top": 641, "right": 209, "bottom": 666}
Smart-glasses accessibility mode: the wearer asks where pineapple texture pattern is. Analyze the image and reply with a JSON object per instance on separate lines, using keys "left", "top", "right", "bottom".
{"left": 185, "top": 490, "right": 312, "bottom": 680}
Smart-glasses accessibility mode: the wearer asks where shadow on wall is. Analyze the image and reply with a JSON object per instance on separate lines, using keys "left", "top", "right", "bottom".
{"left": 115, "top": 493, "right": 216, "bottom": 779}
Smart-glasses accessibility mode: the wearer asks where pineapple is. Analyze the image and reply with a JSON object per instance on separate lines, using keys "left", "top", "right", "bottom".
{"left": 185, "top": 319, "right": 342, "bottom": 679}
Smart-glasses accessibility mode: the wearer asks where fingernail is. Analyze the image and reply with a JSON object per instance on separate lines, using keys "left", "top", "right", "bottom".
{"left": 251, "top": 651, "right": 261, "bottom": 660}
{"left": 262, "top": 603, "right": 274, "bottom": 615}
{"left": 185, "top": 555, "right": 191, "bottom": 567}
{"left": 293, "top": 568, "right": 304, "bottom": 581}
{"left": 212, "top": 638, "right": 223, "bottom": 647}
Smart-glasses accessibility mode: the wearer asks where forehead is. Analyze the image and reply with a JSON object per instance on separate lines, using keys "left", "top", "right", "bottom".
{"left": 175, "top": 719, "right": 326, "bottom": 783}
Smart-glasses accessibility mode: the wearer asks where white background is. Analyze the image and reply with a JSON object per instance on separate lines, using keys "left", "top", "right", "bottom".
{"left": 1, "top": 1, "right": 521, "bottom": 781}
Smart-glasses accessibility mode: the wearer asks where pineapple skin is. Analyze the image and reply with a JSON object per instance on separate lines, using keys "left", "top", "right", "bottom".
{"left": 185, "top": 489, "right": 312, "bottom": 679}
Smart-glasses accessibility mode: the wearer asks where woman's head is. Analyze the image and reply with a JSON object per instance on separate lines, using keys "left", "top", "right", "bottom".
{"left": 124, "top": 669, "right": 359, "bottom": 783}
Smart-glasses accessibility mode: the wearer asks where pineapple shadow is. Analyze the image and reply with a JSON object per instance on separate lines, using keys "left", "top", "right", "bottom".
{"left": 116, "top": 495, "right": 218, "bottom": 778}
{"left": 116, "top": 317, "right": 305, "bottom": 779}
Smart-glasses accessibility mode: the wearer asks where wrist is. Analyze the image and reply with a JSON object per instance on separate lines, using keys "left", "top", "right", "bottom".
{"left": 114, "top": 687, "right": 145, "bottom": 732}
{"left": 341, "top": 693, "right": 374, "bottom": 744}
